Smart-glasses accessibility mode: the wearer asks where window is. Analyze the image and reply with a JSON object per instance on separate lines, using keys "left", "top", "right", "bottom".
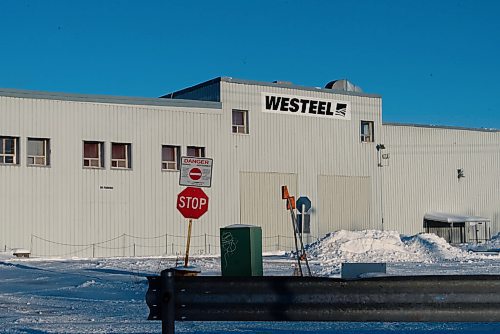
{"left": 111, "top": 142, "right": 132, "bottom": 169}
{"left": 27, "top": 138, "right": 50, "bottom": 166}
{"left": 360, "top": 121, "right": 374, "bottom": 143}
{"left": 232, "top": 109, "right": 248, "bottom": 134}
{"left": 83, "top": 141, "right": 104, "bottom": 168}
{"left": 0, "top": 136, "right": 19, "bottom": 165}
{"left": 162, "top": 145, "right": 180, "bottom": 170}
{"left": 186, "top": 146, "right": 205, "bottom": 158}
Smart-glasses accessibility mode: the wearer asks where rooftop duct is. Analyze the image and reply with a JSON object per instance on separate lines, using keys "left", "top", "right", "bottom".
{"left": 325, "top": 79, "right": 363, "bottom": 93}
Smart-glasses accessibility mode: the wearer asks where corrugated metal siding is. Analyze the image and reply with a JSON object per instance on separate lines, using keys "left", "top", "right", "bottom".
{"left": 239, "top": 172, "right": 297, "bottom": 251}
{"left": 1, "top": 80, "right": 383, "bottom": 257}
{"left": 383, "top": 124, "right": 500, "bottom": 236}
{"left": 0, "top": 96, "right": 227, "bottom": 257}
{"left": 318, "top": 175, "right": 372, "bottom": 236}
{"left": 222, "top": 81, "right": 383, "bottom": 242}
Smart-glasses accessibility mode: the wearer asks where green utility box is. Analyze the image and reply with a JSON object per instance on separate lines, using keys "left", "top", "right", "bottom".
{"left": 220, "top": 224, "right": 263, "bottom": 277}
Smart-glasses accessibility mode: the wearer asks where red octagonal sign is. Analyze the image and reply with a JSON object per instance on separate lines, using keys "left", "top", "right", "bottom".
{"left": 176, "top": 187, "right": 209, "bottom": 219}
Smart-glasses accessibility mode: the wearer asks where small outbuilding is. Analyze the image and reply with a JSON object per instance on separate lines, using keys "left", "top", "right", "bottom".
{"left": 423, "top": 212, "right": 491, "bottom": 244}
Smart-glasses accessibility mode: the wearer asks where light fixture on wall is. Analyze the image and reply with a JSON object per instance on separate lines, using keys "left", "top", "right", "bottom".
{"left": 376, "top": 144, "right": 386, "bottom": 167}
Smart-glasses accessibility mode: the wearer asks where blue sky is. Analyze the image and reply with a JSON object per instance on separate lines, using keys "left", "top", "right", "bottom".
{"left": 1, "top": 0, "right": 499, "bottom": 128}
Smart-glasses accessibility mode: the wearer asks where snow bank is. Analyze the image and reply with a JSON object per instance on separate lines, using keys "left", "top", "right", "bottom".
{"left": 467, "top": 232, "right": 500, "bottom": 252}
{"left": 305, "top": 230, "right": 491, "bottom": 276}
{"left": 0, "top": 250, "right": 15, "bottom": 260}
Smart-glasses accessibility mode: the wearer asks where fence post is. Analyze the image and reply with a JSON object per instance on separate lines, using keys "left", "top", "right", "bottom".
{"left": 171, "top": 243, "right": 174, "bottom": 254}
{"left": 134, "top": 243, "right": 136, "bottom": 257}
{"left": 92, "top": 244, "right": 96, "bottom": 258}
{"left": 204, "top": 234, "right": 207, "bottom": 254}
{"left": 165, "top": 234, "right": 168, "bottom": 255}
{"left": 277, "top": 235, "right": 280, "bottom": 250}
{"left": 30, "top": 235, "right": 34, "bottom": 255}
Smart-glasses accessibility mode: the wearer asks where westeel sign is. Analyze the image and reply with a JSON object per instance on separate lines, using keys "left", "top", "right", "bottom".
{"left": 262, "top": 93, "right": 351, "bottom": 120}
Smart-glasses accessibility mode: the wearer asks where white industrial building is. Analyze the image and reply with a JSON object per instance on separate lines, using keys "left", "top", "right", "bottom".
{"left": 1, "top": 77, "right": 499, "bottom": 257}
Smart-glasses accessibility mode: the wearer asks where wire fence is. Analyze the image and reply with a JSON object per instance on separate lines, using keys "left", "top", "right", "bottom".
{"left": 30, "top": 233, "right": 322, "bottom": 258}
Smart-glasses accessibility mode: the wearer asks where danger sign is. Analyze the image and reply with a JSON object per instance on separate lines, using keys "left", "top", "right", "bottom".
{"left": 176, "top": 187, "right": 209, "bottom": 219}
{"left": 179, "top": 157, "right": 213, "bottom": 188}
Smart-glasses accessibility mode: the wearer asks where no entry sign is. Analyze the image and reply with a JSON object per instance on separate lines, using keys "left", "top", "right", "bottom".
{"left": 189, "top": 168, "right": 202, "bottom": 180}
{"left": 179, "top": 157, "right": 213, "bottom": 188}
{"left": 176, "top": 187, "right": 209, "bottom": 219}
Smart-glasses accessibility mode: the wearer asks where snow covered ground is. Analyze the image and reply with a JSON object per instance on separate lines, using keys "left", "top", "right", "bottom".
{"left": 1, "top": 230, "right": 500, "bottom": 333}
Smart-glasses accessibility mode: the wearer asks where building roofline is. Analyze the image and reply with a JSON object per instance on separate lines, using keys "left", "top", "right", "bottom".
{"left": 383, "top": 122, "right": 500, "bottom": 133}
{"left": 161, "top": 77, "right": 222, "bottom": 99}
{"left": 220, "top": 77, "right": 381, "bottom": 98}
{"left": 166, "top": 76, "right": 381, "bottom": 99}
{"left": 0, "top": 88, "right": 222, "bottom": 109}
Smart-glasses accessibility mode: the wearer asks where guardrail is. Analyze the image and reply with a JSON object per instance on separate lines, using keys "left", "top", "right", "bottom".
{"left": 146, "top": 269, "right": 500, "bottom": 334}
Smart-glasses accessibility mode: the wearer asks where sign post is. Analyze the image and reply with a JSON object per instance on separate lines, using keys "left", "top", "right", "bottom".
{"left": 176, "top": 186, "right": 209, "bottom": 271}
{"left": 184, "top": 219, "right": 193, "bottom": 267}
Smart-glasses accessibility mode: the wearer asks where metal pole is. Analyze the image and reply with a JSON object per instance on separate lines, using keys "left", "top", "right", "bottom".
{"left": 204, "top": 233, "right": 207, "bottom": 254}
{"left": 292, "top": 207, "right": 312, "bottom": 276}
{"left": 165, "top": 234, "right": 168, "bottom": 255}
{"left": 380, "top": 164, "right": 384, "bottom": 232}
{"left": 161, "top": 269, "right": 175, "bottom": 334}
{"left": 92, "top": 244, "right": 95, "bottom": 258}
{"left": 377, "top": 145, "right": 385, "bottom": 232}
{"left": 287, "top": 198, "right": 303, "bottom": 276}
{"left": 184, "top": 219, "right": 193, "bottom": 267}
{"left": 301, "top": 204, "right": 305, "bottom": 241}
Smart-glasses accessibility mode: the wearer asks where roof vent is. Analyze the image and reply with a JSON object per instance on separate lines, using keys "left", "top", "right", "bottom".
{"left": 325, "top": 79, "right": 363, "bottom": 93}
{"left": 273, "top": 80, "right": 293, "bottom": 85}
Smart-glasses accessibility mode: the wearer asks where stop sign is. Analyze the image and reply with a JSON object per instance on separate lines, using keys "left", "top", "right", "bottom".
{"left": 176, "top": 187, "right": 209, "bottom": 219}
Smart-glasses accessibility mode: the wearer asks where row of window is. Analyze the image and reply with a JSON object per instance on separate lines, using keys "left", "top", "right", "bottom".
{"left": 0, "top": 136, "right": 205, "bottom": 171}
{"left": 0, "top": 137, "right": 49, "bottom": 166}
{"left": 1, "top": 116, "right": 373, "bottom": 167}
{"left": 233, "top": 109, "right": 374, "bottom": 144}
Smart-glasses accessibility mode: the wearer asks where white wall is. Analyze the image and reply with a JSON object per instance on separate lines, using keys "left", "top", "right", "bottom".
{"left": 383, "top": 124, "right": 500, "bottom": 235}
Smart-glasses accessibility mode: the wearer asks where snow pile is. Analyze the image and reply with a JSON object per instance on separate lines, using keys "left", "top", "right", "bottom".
{"left": 305, "top": 230, "right": 486, "bottom": 276}
{"left": 467, "top": 233, "right": 500, "bottom": 252}
{"left": 488, "top": 233, "right": 500, "bottom": 250}
{"left": 0, "top": 250, "right": 15, "bottom": 260}
{"left": 402, "top": 233, "right": 471, "bottom": 261}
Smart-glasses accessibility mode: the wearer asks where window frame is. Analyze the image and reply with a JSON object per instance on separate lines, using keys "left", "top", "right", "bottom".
{"left": 0, "top": 136, "right": 20, "bottom": 165}
{"left": 27, "top": 137, "right": 50, "bottom": 167}
{"left": 232, "top": 109, "right": 249, "bottom": 134}
{"left": 186, "top": 146, "right": 206, "bottom": 158}
{"left": 83, "top": 141, "right": 104, "bottom": 169}
{"left": 360, "top": 120, "right": 374, "bottom": 143}
{"left": 111, "top": 142, "right": 132, "bottom": 170}
{"left": 162, "top": 145, "right": 181, "bottom": 171}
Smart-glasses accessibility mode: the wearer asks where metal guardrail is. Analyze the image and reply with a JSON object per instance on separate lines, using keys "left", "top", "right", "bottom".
{"left": 146, "top": 269, "right": 500, "bottom": 334}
